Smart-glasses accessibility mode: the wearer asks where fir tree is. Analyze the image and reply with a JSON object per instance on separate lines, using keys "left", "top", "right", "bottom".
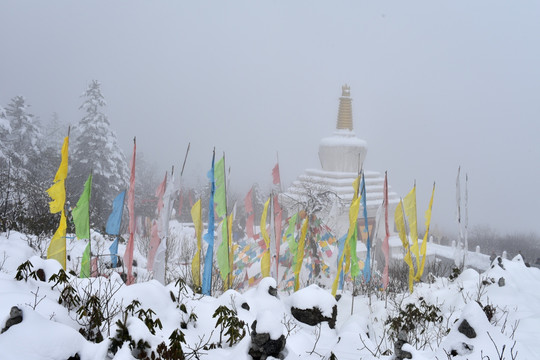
{"left": 1, "top": 97, "right": 55, "bottom": 234}
{"left": 70, "top": 80, "right": 129, "bottom": 230}
{"left": 0, "top": 105, "right": 11, "bottom": 163}
{"left": 4, "top": 96, "right": 42, "bottom": 179}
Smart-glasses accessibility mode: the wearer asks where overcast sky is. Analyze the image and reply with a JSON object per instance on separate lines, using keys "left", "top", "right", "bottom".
{"left": 1, "top": 1, "right": 539, "bottom": 236}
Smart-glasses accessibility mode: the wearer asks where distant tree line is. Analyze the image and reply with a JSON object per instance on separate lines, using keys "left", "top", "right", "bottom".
{"left": 467, "top": 224, "right": 540, "bottom": 265}
{"left": 0, "top": 80, "right": 273, "bottom": 240}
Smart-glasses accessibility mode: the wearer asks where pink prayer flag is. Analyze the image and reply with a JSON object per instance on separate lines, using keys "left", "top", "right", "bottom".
{"left": 124, "top": 138, "right": 136, "bottom": 285}
{"left": 91, "top": 257, "right": 98, "bottom": 277}
{"left": 244, "top": 188, "right": 253, "bottom": 214}
{"left": 272, "top": 163, "right": 280, "bottom": 185}
{"left": 146, "top": 220, "right": 160, "bottom": 272}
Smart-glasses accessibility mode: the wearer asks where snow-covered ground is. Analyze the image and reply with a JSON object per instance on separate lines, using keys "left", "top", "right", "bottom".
{"left": 1, "top": 230, "right": 539, "bottom": 360}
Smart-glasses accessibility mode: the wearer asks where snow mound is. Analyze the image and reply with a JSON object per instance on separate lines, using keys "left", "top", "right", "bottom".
{"left": 255, "top": 310, "right": 284, "bottom": 340}
{"left": 288, "top": 284, "right": 336, "bottom": 317}
{"left": 0, "top": 308, "right": 108, "bottom": 360}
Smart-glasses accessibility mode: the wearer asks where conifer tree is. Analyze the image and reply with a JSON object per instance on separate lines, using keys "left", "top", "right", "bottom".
{"left": 5, "top": 96, "right": 42, "bottom": 179}
{"left": 0, "top": 106, "right": 11, "bottom": 163}
{"left": 70, "top": 80, "right": 129, "bottom": 229}
{"left": 1, "top": 97, "right": 55, "bottom": 233}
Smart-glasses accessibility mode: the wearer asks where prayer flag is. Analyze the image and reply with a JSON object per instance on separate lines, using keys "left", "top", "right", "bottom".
{"left": 348, "top": 196, "right": 361, "bottom": 279}
{"left": 146, "top": 220, "right": 159, "bottom": 272}
{"left": 202, "top": 151, "right": 216, "bottom": 295}
{"left": 47, "top": 180, "right": 66, "bottom": 214}
{"left": 47, "top": 136, "right": 69, "bottom": 268}
{"left": 214, "top": 157, "right": 227, "bottom": 218}
{"left": 273, "top": 195, "right": 282, "bottom": 281}
{"left": 123, "top": 138, "right": 136, "bottom": 285}
{"left": 272, "top": 163, "right": 280, "bottom": 185}
{"left": 154, "top": 170, "right": 174, "bottom": 284}
{"left": 191, "top": 199, "right": 202, "bottom": 288}
{"left": 244, "top": 188, "right": 254, "bottom": 213}
{"left": 109, "top": 238, "right": 119, "bottom": 268}
{"left": 294, "top": 218, "right": 308, "bottom": 291}
{"left": 106, "top": 191, "right": 126, "bottom": 236}
{"left": 80, "top": 242, "right": 91, "bottom": 278}
{"left": 54, "top": 136, "right": 69, "bottom": 183}
{"left": 217, "top": 219, "right": 230, "bottom": 281}
{"left": 404, "top": 185, "right": 420, "bottom": 271}
{"left": 395, "top": 199, "right": 415, "bottom": 293}
{"left": 360, "top": 174, "right": 371, "bottom": 282}
{"left": 260, "top": 198, "right": 271, "bottom": 278}
{"left": 416, "top": 183, "right": 435, "bottom": 281}
{"left": 48, "top": 210, "right": 67, "bottom": 269}
{"left": 72, "top": 173, "right": 92, "bottom": 240}
{"left": 382, "top": 173, "right": 390, "bottom": 290}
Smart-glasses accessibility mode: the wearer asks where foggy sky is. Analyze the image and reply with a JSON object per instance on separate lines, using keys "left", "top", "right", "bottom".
{"left": 1, "top": 1, "right": 539, "bottom": 236}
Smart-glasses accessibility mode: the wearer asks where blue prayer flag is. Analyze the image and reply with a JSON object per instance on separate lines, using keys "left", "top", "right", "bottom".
{"left": 109, "top": 237, "right": 119, "bottom": 268}
{"left": 337, "top": 233, "right": 347, "bottom": 290}
{"left": 106, "top": 191, "right": 126, "bottom": 235}
{"left": 202, "top": 153, "right": 216, "bottom": 296}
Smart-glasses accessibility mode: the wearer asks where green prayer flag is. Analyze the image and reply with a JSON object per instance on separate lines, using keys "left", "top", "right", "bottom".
{"left": 217, "top": 219, "right": 230, "bottom": 281}
{"left": 72, "top": 173, "right": 92, "bottom": 240}
{"left": 214, "top": 157, "right": 227, "bottom": 218}
{"left": 285, "top": 213, "right": 298, "bottom": 262}
{"left": 350, "top": 225, "right": 360, "bottom": 278}
{"left": 80, "top": 242, "right": 91, "bottom": 278}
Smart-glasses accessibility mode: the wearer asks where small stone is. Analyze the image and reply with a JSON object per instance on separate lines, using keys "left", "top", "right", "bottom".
{"left": 241, "top": 302, "right": 250, "bottom": 311}
{"left": 268, "top": 286, "right": 278, "bottom": 297}
{"left": 394, "top": 331, "right": 412, "bottom": 360}
{"left": 290, "top": 305, "right": 338, "bottom": 329}
{"left": 248, "top": 320, "right": 286, "bottom": 360}
{"left": 458, "top": 319, "right": 477, "bottom": 339}
{"left": 498, "top": 277, "right": 505, "bottom": 287}
{"left": 1, "top": 306, "right": 23, "bottom": 333}
{"left": 36, "top": 268, "right": 46, "bottom": 282}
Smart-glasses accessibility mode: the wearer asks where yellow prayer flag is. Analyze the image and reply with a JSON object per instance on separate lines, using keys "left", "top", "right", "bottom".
{"left": 54, "top": 136, "right": 69, "bottom": 183}
{"left": 332, "top": 249, "right": 346, "bottom": 296}
{"left": 47, "top": 210, "right": 67, "bottom": 269}
{"left": 46, "top": 179, "right": 66, "bottom": 214}
{"left": 191, "top": 200, "right": 202, "bottom": 288}
{"left": 404, "top": 186, "right": 420, "bottom": 271}
{"left": 261, "top": 198, "right": 271, "bottom": 278}
{"left": 352, "top": 176, "right": 361, "bottom": 200}
{"left": 415, "top": 184, "right": 435, "bottom": 281}
{"left": 395, "top": 200, "right": 415, "bottom": 293}
{"left": 294, "top": 218, "right": 308, "bottom": 291}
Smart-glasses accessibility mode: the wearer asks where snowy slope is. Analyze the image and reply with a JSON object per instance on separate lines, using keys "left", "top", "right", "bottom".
{"left": 1, "top": 231, "right": 539, "bottom": 360}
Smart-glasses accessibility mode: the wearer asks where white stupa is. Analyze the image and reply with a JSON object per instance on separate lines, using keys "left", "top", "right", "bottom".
{"left": 282, "top": 85, "right": 400, "bottom": 238}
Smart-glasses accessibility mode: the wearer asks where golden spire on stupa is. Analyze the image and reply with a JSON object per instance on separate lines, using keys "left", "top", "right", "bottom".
{"left": 336, "top": 84, "right": 353, "bottom": 130}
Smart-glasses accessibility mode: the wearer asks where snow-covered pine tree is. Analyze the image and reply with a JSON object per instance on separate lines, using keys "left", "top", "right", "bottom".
{"left": 70, "top": 80, "right": 129, "bottom": 230}
{"left": 4, "top": 96, "right": 42, "bottom": 180}
{"left": 0, "top": 105, "right": 11, "bottom": 163}
{"left": 1, "top": 96, "right": 56, "bottom": 234}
